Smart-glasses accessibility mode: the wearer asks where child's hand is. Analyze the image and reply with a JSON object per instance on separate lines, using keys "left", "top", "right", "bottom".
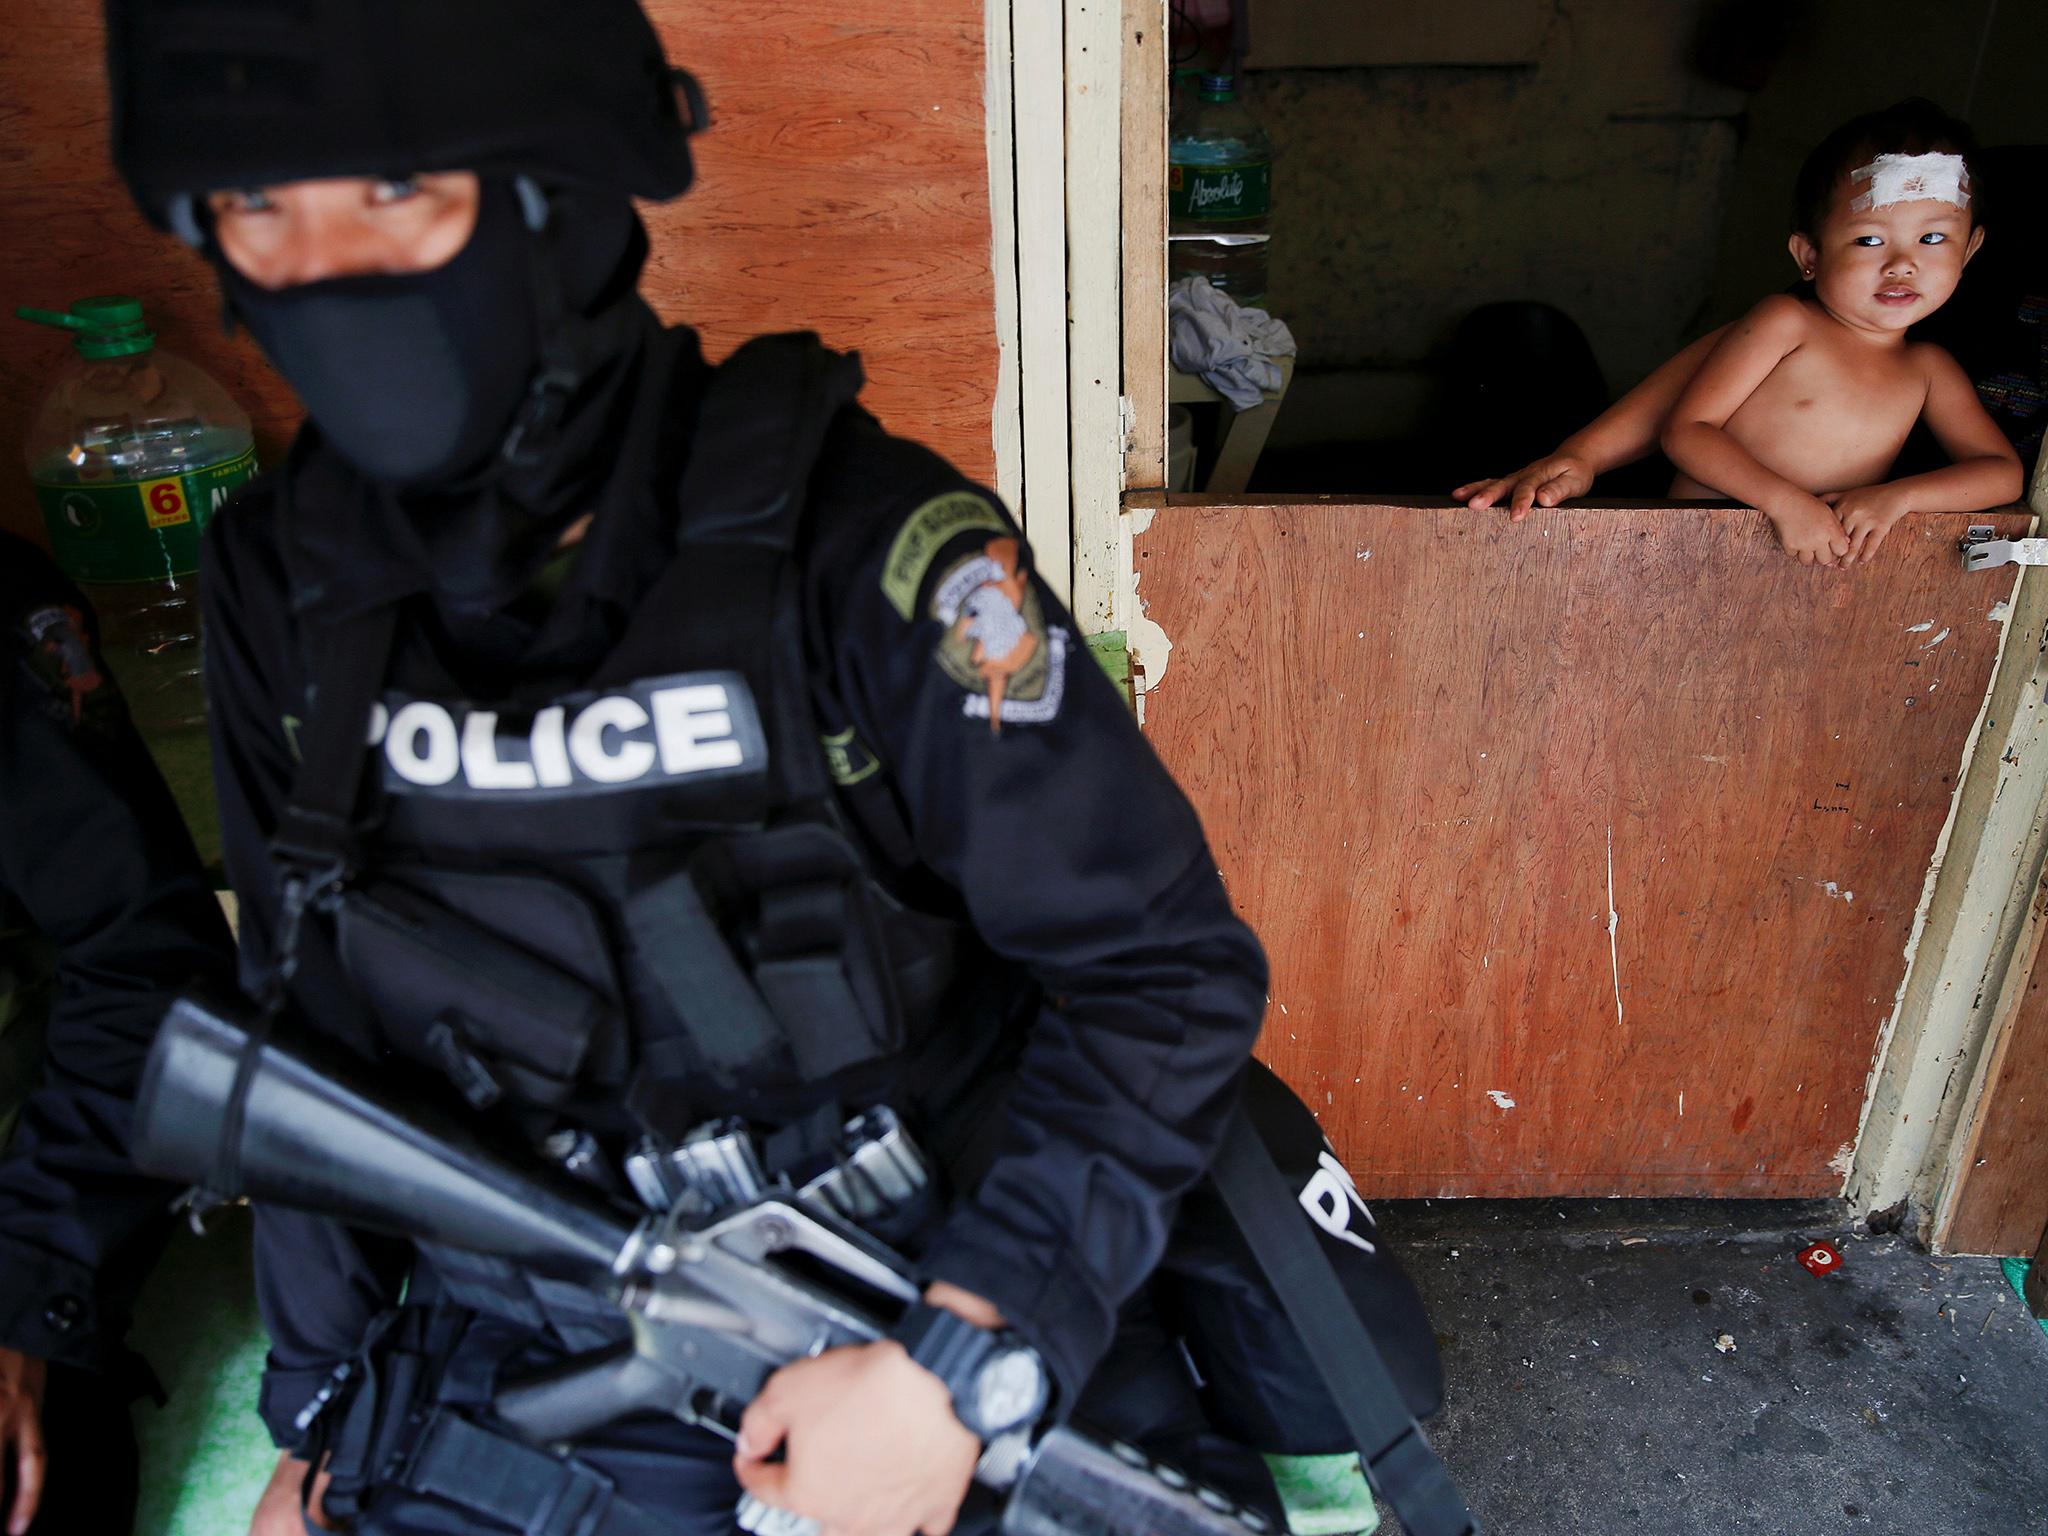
{"left": 1454, "top": 455, "right": 1593, "bottom": 521}
{"left": 1765, "top": 493, "right": 1852, "bottom": 567}
{"left": 1822, "top": 484, "right": 1911, "bottom": 566}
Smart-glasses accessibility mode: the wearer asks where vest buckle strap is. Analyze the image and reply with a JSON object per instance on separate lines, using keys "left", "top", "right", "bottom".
{"left": 269, "top": 797, "right": 361, "bottom": 993}
{"left": 267, "top": 599, "right": 401, "bottom": 998}
{"left": 754, "top": 877, "right": 849, "bottom": 960}
{"left": 255, "top": 861, "right": 345, "bottom": 1012}
{"left": 529, "top": 1455, "right": 614, "bottom": 1536}
{"left": 393, "top": 1407, "right": 671, "bottom": 1536}
{"left": 269, "top": 802, "right": 359, "bottom": 881}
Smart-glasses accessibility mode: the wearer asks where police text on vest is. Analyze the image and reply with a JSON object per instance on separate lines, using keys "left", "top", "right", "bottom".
{"left": 366, "top": 672, "right": 767, "bottom": 798}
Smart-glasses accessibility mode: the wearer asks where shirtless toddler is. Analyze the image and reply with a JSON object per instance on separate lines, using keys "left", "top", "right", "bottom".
{"left": 1460, "top": 101, "right": 2023, "bottom": 566}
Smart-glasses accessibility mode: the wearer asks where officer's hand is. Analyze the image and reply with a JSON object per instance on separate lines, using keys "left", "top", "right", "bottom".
{"left": 1, "top": 1348, "right": 46, "bottom": 1536}
{"left": 734, "top": 1340, "right": 979, "bottom": 1536}
{"left": 249, "top": 1451, "right": 334, "bottom": 1534}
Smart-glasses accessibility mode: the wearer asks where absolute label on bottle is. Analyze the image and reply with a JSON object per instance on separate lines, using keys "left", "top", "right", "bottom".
{"left": 33, "top": 448, "right": 256, "bottom": 584}
{"left": 1168, "top": 160, "right": 1271, "bottom": 222}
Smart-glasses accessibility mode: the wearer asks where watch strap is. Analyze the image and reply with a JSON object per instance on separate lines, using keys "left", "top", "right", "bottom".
{"left": 891, "top": 1302, "right": 1051, "bottom": 1440}
{"left": 892, "top": 1301, "right": 999, "bottom": 1390}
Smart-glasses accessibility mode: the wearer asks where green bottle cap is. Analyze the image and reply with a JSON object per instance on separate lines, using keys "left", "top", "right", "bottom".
{"left": 1199, "top": 72, "right": 1236, "bottom": 101}
{"left": 16, "top": 296, "right": 157, "bottom": 359}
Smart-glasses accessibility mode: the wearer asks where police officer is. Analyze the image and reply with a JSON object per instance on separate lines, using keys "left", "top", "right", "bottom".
{"left": 105, "top": 4, "right": 1304, "bottom": 1533}
{"left": 0, "top": 532, "right": 238, "bottom": 1534}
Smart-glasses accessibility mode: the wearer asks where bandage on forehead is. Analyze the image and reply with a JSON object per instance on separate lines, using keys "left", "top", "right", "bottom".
{"left": 1849, "top": 152, "right": 1971, "bottom": 212}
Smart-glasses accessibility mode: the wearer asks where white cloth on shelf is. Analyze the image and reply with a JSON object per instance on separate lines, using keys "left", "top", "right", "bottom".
{"left": 1168, "top": 275, "right": 1296, "bottom": 411}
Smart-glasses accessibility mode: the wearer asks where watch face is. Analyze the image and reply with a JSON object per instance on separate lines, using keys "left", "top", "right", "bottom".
{"left": 974, "top": 1348, "right": 1047, "bottom": 1434}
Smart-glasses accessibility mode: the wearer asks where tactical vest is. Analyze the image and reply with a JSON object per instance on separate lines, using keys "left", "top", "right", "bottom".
{"left": 265, "top": 334, "right": 982, "bottom": 1335}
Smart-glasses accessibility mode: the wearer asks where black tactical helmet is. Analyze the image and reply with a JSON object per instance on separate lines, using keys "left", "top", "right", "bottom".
{"left": 106, "top": 0, "right": 705, "bottom": 235}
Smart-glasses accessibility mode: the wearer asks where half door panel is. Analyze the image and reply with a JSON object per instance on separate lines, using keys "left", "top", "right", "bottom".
{"left": 1135, "top": 501, "right": 2030, "bottom": 1196}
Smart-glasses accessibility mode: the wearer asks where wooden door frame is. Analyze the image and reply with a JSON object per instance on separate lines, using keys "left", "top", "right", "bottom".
{"left": 1118, "top": 0, "right": 1170, "bottom": 510}
{"left": 984, "top": 0, "right": 1134, "bottom": 632}
{"left": 1911, "top": 447, "right": 2048, "bottom": 1247}
{"left": 1100, "top": 9, "right": 2048, "bottom": 1228}
{"left": 1933, "top": 826, "right": 2048, "bottom": 1251}
{"left": 1845, "top": 454, "right": 2048, "bottom": 1235}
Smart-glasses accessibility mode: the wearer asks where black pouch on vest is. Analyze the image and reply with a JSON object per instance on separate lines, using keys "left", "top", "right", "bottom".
{"left": 621, "top": 820, "right": 909, "bottom": 1092}
{"left": 1155, "top": 1060, "right": 1445, "bottom": 1454}
{"left": 311, "top": 1302, "right": 460, "bottom": 1521}
{"left": 717, "top": 822, "right": 908, "bottom": 1080}
{"left": 333, "top": 866, "right": 628, "bottom": 1112}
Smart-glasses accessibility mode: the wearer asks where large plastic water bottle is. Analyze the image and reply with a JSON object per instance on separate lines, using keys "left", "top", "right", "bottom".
{"left": 1168, "top": 73, "right": 1274, "bottom": 306}
{"left": 17, "top": 297, "right": 255, "bottom": 734}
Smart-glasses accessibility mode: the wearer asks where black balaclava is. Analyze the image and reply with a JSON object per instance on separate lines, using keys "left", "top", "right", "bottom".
{"left": 216, "top": 176, "right": 548, "bottom": 489}
{"left": 266, "top": 181, "right": 678, "bottom": 624}
{"left": 102, "top": 0, "right": 706, "bottom": 620}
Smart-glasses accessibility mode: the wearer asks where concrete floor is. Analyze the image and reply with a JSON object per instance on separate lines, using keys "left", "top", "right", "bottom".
{"left": 1377, "top": 1199, "right": 2048, "bottom": 1535}
{"left": 127, "top": 1200, "right": 2048, "bottom": 1535}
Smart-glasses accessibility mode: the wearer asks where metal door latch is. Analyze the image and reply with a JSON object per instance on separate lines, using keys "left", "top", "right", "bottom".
{"left": 1960, "top": 526, "right": 2048, "bottom": 571}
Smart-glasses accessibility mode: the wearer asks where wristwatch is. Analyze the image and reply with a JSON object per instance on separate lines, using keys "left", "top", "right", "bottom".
{"left": 890, "top": 1301, "right": 1050, "bottom": 1442}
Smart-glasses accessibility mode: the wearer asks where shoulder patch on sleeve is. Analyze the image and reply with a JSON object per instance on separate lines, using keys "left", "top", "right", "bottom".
{"left": 12, "top": 602, "right": 123, "bottom": 734}
{"left": 931, "top": 536, "right": 1068, "bottom": 734}
{"left": 880, "top": 492, "right": 1010, "bottom": 620}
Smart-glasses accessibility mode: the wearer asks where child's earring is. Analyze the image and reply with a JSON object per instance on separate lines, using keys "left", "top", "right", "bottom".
{"left": 1801, "top": 268, "right": 1814, "bottom": 280}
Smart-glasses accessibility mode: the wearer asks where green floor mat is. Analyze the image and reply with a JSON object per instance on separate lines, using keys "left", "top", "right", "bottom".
{"left": 128, "top": 1211, "right": 278, "bottom": 1535}
{"left": 2001, "top": 1257, "right": 2048, "bottom": 1338}
{"left": 1265, "top": 1452, "right": 1382, "bottom": 1536}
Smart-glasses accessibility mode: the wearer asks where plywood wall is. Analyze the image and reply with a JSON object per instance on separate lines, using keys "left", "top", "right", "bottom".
{"left": 0, "top": 2, "right": 995, "bottom": 548}
{"left": 1134, "top": 499, "right": 2029, "bottom": 1197}
{"left": 643, "top": 4, "right": 995, "bottom": 481}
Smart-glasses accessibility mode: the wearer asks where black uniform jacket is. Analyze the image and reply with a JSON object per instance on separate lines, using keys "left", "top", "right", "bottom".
{"left": 0, "top": 536, "right": 236, "bottom": 1370}
{"left": 201, "top": 344, "right": 1270, "bottom": 1444}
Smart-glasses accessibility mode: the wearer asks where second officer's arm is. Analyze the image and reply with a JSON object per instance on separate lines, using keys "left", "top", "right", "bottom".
{"left": 0, "top": 583, "right": 235, "bottom": 1373}
{"left": 0, "top": 573, "right": 237, "bottom": 1536}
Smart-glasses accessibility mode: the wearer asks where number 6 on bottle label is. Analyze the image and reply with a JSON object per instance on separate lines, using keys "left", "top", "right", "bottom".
{"left": 141, "top": 476, "right": 191, "bottom": 529}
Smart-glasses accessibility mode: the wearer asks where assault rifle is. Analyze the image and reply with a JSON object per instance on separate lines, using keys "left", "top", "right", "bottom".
{"left": 134, "top": 990, "right": 1281, "bottom": 1536}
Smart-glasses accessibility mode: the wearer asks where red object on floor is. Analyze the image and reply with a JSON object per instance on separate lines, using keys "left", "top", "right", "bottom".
{"left": 1798, "top": 1242, "right": 1843, "bottom": 1276}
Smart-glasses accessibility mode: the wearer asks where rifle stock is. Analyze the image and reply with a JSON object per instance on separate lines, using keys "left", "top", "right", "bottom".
{"left": 135, "top": 988, "right": 633, "bottom": 1276}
